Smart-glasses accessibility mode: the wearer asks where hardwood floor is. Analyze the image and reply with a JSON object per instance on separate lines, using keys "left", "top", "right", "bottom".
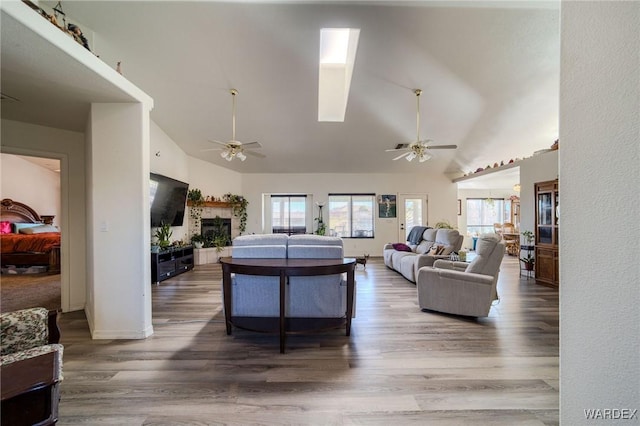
{"left": 57, "top": 256, "right": 558, "bottom": 425}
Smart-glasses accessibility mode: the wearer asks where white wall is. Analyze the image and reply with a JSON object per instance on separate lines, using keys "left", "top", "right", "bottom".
{"left": 1, "top": 153, "right": 61, "bottom": 223}
{"left": 242, "top": 172, "right": 457, "bottom": 257}
{"left": 1, "top": 119, "right": 86, "bottom": 312}
{"left": 87, "top": 103, "right": 152, "bottom": 339}
{"left": 560, "top": 2, "right": 639, "bottom": 422}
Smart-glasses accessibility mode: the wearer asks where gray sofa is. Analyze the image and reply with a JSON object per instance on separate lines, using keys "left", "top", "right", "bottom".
{"left": 227, "top": 234, "right": 351, "bottom": 318}
{"left": 383, "top": 227, "right": 464, "bottom": 282}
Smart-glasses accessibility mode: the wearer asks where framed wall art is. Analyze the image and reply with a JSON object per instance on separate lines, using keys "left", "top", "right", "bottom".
{"left": 378, "top": 195, "right": 396, "bottom": 218}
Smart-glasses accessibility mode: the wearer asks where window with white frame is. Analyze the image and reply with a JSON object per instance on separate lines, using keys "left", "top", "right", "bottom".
{"left": 466, "top": 198, "right": 505, "bottom": 236}
{"left": 328, "top": 194, "right": 375, "bottom": 238}
{"left": 271, "top": 195, "right": 307, "bottom": 234}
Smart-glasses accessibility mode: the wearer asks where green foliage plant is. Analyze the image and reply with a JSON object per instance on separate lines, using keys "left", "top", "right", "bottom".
{"left": 223, "top": 193, "right": 248, "bottom": 234}
{"left": 154, "top": 222, "right": 172, "bottom": 249}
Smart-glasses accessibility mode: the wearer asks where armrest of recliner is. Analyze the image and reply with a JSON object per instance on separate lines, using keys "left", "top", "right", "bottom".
{"left": 417, "top": 267, "right": 495, "bottom": 286}
{"left": 383, "top": 243, "right": 394, "bottom": 251}
{"left": 432, "top": 259, "right": 469, "bottom": 272}
{"left": 415, "top": 254, "right": 455, "bottom": 270}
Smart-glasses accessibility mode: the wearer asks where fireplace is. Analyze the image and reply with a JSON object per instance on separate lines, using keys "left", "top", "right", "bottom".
{"left": 201, "top": 218, "right": 232, "bottom": 246}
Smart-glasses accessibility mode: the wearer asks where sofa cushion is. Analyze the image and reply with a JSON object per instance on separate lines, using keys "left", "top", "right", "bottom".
{"left": 422, "top": 228, "right": 438, "bottom": 243}
{"left": 232, "top": 245, "right": 287, "bottom": 258}
{"left": 288, "top": 245, "right": 343, "bottom": 259}
{"left": 392, "top": 242, "right": 412, "bottom": 252}
{"left": 415, "top": 240, "right": 434, "bottom": 254}
{"left": 399, "top": 254, "right": 419, "bottom": 282}
{"left": 288, "top": 235, "right": 342, "bottom": 246}
{"left": 233, "top": 234, "right": 289, "bottom": 247}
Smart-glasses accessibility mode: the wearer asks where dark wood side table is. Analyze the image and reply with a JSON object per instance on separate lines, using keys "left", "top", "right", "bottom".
{"left": 219, "top": 257, "right": 356, "bottom": 353}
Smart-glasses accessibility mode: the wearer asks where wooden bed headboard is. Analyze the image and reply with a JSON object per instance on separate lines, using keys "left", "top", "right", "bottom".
{"left": 0, "top": 198, "right": 42, "bottom": 223}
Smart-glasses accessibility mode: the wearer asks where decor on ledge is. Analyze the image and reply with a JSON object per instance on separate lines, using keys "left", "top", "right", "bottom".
{"left": 315, "top": 202, "right": 326, "bottom": 235}
{"left": 23, "top": 0, "right": 92, "bottom": 52}
{"left": 385, "top": 89, "right": 457, "bottom": 162}
{"left": 202, "top": 89, "right": 265, "bottom": 162}
{"left": 222, "top": 193, "right": 248, "bottom": 234}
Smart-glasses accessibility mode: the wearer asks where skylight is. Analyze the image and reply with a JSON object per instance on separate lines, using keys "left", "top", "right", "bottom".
{"left": 318, "top": 28, "right": 360, "bottom": 122}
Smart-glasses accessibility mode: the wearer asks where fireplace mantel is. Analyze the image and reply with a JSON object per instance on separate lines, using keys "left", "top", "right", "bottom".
{"left": 187, "top": 201, "right": 233, "bottom": 208}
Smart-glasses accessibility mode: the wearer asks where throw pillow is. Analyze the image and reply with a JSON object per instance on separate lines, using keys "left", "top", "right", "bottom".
{"left": 19, "top": 225, "right": 59, "bottom": 234}
{"left": 0, "top": 221, "right": 11, "bottom": 234}
{"left": 392, "top": 243, "right": 412, "bottom": 252}
{"left": 428, "top": 245, "right": 445, "bottom": 255}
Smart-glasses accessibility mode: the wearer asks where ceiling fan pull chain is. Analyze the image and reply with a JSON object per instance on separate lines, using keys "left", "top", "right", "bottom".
{"left": 415, "top": 88, "right": 421, "bottom": 143}
{"left": 231, "top": 88, "right": 237, "bottom": 141}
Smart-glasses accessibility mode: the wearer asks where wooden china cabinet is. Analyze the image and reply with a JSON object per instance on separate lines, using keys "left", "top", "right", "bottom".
{"left": 534, "top": 179, "right": 559, "bottom": 287}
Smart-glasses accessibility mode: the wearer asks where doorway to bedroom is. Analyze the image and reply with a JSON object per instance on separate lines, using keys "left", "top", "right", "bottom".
{"left": 0, "top": 153, "right": 61, "bottom": 313}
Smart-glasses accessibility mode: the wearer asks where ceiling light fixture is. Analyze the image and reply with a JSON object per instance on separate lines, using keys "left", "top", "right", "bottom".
{"left": 202, "top": 89, "right": 265, "bottom": 161}
{"left": 513, "top": 184, "right": 521, "bottom": 192}
{"left": 385, "top": 89, "right": 457, "bottom": 162}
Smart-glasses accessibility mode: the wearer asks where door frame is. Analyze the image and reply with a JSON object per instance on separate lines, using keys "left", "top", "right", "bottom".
{"left": 397, "top": 193, "right": 428, "bottom": 242}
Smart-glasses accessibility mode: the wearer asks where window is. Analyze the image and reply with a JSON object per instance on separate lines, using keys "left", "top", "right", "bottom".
{"left": 466, "top": 198, "right": 505, "bottom": 236}
{"left": 271, "top": 195, "right": 307, "bottom": 234}
{"left": 328, "top": 194, "right": 375, "bottom": 238}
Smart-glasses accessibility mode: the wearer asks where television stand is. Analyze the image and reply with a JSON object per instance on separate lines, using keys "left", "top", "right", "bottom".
{"left": 151, "top": 245, "right": 194, "bottom": 284}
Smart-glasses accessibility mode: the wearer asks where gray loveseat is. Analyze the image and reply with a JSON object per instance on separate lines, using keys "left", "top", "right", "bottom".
{"left": 383, "top": 227, "right": 464, "bottom": 282}
{"left": 227, "top": 234, "right": 352, "bottom": 318}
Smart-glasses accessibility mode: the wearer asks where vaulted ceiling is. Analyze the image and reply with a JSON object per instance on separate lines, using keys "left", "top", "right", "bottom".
{"left": 2, "top": 1, "right": 559, "bottom": 178}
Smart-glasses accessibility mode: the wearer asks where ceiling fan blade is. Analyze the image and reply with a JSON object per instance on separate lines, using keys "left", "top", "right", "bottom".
{"left": 201, "top": 148, "right": 223, "bottom": 152}
{"left": 239, "top": 141, "right": 261, "bottom": 149}
{"left": 245, "top": 150, "right": 266, "bottom": 158}
{"left": 208, "top": 139, "right": 230, "bottom": 147}
{"left": 426, "top": 144, "right": 458, "bottom": 150}
{"left": 393, "top": 152, "right": 411, "bottom": 161}
{"left": 385, "top": 148, "right": 409, "bottom": 152}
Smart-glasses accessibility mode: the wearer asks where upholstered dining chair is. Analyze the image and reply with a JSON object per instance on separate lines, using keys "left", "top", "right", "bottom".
{"left": 416, "top": 233, "right": 505, "bottom": 317}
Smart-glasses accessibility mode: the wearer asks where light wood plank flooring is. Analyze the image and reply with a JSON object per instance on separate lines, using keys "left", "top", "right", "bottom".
{"left": 57, "top": 256, "right": 558, "bottom": 425}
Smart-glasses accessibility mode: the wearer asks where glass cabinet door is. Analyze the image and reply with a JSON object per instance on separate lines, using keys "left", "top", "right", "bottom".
{"left": 538, "top": 193, "right": 552, "bottom": 225}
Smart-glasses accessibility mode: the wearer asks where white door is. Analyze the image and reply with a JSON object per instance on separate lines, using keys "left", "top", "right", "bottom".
{"left": 398, "top": 194, "right": 427, "bottom": 242}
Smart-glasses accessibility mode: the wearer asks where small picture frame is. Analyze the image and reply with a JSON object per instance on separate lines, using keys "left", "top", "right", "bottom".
{"left": 457, "top": 199, "right": 462, "bottom": 216}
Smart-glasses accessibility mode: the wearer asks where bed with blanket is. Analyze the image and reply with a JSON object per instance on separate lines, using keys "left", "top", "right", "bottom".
{"left": 0, "top": 199, "right": 60, "bottom": 274}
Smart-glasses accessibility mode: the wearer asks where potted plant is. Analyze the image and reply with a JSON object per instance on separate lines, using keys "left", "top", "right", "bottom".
{"left": 191, "top": 234, "right": 205, "bottom": 249}
{"left": 434, "top": 220, "right": 455, "bottom": 229}
{"left": 154, "top": 222, "right": 172, "bottom": 250}
{"left": 315, "top": 217, "right": 326, "bottom": 236}
{"left": 520, "top": 230, "right": 535, "bottom": 270}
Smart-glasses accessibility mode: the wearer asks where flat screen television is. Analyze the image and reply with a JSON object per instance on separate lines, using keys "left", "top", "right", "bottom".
{"left": 149, "top": 173, "right": 189, "bottom": 227}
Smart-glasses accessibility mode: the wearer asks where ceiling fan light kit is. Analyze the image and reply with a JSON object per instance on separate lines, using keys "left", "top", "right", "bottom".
{"left": 204, "top": 89, "right": 265, "bottom": 162}
{"left": 386, "top": 88, "right": 457, "bottom": 163}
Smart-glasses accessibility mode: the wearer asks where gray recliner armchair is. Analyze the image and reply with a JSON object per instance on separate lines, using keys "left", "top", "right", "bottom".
{"left": 416, "top": 233, "right": 505, "bottom": 317}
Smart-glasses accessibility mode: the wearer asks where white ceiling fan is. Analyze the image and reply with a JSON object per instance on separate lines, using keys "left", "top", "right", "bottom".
{"left": 386, "top": 89, "right": 457, "bottom": 162}
{"left": 202, "top": 89, "right": 265, "bottom": 161}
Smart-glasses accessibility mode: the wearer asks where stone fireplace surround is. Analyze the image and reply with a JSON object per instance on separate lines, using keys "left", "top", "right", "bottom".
{"left": 188, "top": 205, "right": 237, "bottom": 265}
